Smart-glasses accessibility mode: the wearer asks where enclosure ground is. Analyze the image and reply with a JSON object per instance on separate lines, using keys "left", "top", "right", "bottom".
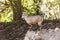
{"left": 0, "top": 20, "right": 60, "bottom": 40}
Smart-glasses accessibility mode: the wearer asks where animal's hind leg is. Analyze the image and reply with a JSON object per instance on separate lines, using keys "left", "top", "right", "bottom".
{"left": 38, "top": 21, "right": 42, "bottom": 26}
{"left": 38, "top": 21, "right": 42, "bottom": 29}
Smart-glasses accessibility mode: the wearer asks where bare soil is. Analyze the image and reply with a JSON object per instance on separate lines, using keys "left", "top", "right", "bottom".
{"left": 0, "top": 20, "right": 60, "bottom": 40}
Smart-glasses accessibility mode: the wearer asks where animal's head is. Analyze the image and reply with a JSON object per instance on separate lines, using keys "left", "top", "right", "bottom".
{"left": 22, "top": 13, "right": 27, "bottom": 20}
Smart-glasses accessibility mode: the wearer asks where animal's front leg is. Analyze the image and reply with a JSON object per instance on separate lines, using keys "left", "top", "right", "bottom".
{"left": 28, "top": 24, "right": 33, "bottom": 29}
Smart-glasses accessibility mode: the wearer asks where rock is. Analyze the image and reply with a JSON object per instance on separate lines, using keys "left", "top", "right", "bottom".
{"left": 24, "top": 29, "right": 60, "bottom": 40}
{"left": 24, "top": 30, "right": 41, "bottom": 40}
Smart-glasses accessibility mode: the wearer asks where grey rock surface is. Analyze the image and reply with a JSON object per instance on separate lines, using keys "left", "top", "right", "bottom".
{"left": 24, "top": 28, "right": 60, "bottom": 40}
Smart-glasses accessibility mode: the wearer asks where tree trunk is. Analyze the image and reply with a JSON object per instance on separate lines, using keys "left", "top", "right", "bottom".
{"left": 9, "top": 0, "right": 23, "bottom": 21}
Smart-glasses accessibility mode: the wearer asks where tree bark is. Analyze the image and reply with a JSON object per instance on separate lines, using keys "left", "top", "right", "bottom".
{"left": 9, "top": 0, "right": 23, "bottom": 21}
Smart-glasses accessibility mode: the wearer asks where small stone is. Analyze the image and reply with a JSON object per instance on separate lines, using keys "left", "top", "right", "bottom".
{"left": 54, "top": 28, "right": 60, "bottom": 31}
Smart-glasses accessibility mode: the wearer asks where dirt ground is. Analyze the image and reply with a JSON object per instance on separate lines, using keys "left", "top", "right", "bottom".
{"left": 0, "top": 20, "right": 60, "bottom": 40}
